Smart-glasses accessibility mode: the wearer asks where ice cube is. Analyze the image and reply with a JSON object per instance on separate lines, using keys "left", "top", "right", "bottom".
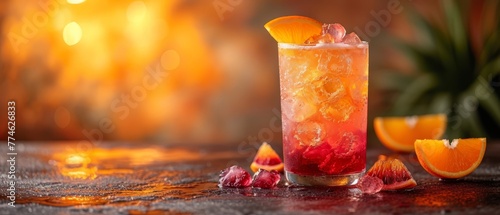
{"left": 342, "top": 32, "right": 361, "bottom": 44}
{"left": 300, "top": 69, "right": 325, "bottom": 86}
{"left": 357, "top": 175, "right": 383, "bottom": 194}
{"left": 318, "top": 147, "right": 366, "bottom": 174}
{"left": 282, "top": 95, "right": 317, "bottom": 122}
{"left": 302, "top": 142, "right": 332, "bottom": 164}
{"left": 327, "top": 55, "right": 353, "bottom": 77}
{"left": 323, "top": 23, "right": 346, "bottom": 43}
{"left": 252, "top": 169, "right": 281, "bottom": 189}
{"left": 305, "top": 33, "right": 333, "bottom": 44}
{"left": 219, "top": 165, "right": 252, "bottom": 188}
{"left": 314, "top": 77, "right": 346, "bottom": 102}
{"left": 320, "top": 98, "right": 354, "bottom": 122}
{"left": 318, "top": 152, "right": 351, "bottom": 174}
{"left": 317, "top": 51, "right": 333, "bottom": 72}
{"left": 293, "top": 121, "right": 325, "bottom": 146}
{"left": 347, "top": 81, "right": 368, "bottom": 104}
{"left": 333, "top": 131, "right": 364, "bottom": 155}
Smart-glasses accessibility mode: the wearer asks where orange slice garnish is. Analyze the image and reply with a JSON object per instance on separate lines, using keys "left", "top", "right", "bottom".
{"left": 264, "top": 15, "right": 322, "bottom": 44}
{"left": 414, "top": 138, "right": 486, "bottom": 179}
{"left": 374, "top": 114, "right": 447, "bottom": 152}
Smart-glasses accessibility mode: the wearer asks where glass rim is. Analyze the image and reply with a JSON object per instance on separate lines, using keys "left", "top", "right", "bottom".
{"left": 278, "top": 41, "right": 368, "bottom": 49}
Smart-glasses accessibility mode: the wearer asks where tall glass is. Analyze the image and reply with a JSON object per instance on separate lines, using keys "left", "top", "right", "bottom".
{"left": 279, "top": 42, "right": 368, "bottom": 186}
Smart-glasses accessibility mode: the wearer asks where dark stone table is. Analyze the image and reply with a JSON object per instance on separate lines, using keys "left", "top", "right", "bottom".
{"left": 1, "top": 141, "right": 499, "bottom": 214}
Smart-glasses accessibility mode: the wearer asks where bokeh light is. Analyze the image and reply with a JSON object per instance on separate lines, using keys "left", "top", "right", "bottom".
{"left": 67, "top": 0, "right": 86, "bottom": 5}
{"left": 63, "top": 22, "right": 82, "bottom": 46}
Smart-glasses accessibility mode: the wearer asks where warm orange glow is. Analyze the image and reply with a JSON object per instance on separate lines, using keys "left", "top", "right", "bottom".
{"left": 160, "top": 50, "right": 181, "bottom": 71}
{"left": 127, "top": 1, "right": 147, "bottom": 23}
{"left": 1, "top": 0, "right": 277, "bottom": 143}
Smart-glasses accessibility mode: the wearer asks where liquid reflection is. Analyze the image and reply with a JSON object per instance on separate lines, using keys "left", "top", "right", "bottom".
{"left": 21, "top": 145, "right": 238, "bottom": 207}
{"left": 414, "top": 182, "right": 484, "bottom": 208}
{"left": 65, "top": 154, "right": 89, "bottom": 167}
{"left": 51, "top": 146, "right": 206, "bottom": 180}
{"left": 18, "top": 195, "right": 107, "bottom": 207}
{"left": 59, "top": 166, "right": 98, "bottom": 180}
{"left": 18, "top": 181, "right": 217, "bottom": 207}
{"left": 56, "top": 153, "right": 97, "bottom": 180}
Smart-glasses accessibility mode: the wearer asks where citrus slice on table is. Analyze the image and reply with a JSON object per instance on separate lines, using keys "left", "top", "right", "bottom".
{"left": 414, "top": 138, "right": 486, "bottom": 179}
{"left": 374, "top": 114, "right": 447, "bottom": 152}
{"left": 366, "top": 155, "right": 417, "bottom": 191}
{"left": 250, "top": 142, "right": 284, "bottom": 173}
{"left": 264, "top": 15, "right": 322, "bottom": 44}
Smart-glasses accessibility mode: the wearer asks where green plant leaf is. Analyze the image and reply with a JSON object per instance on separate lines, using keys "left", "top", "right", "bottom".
{"left": 392, "top": 74, "right": 438, "bottom": 115}
{"left": 478, "top": 57, "right": 500, "bottom": 81}
{"left": 477, "top": 88, "right": 500, "bottom": 126}
{"left": 464, "top": 109, "right": 487, "bottom": 138}
{"left": 442, "top": 0, "right": 469, "bottom": 62}
{"left": 375, "top": 70, "right": 413, "bottom": 91}
{"left": 406, "top": 5, "right": 455, "bottom": 75}
{"left": 390, "top": 37, "right": 446, "bottom": 78}
{"left": 480, "top": 6, "right": 500, "bottom": 67}
{"left": 442, "top": 0, "right": 477, "bottom": 90}
{"left": 430, "top": 92, "right": 452, "bottom": 113}
{"left": 467, "top": 76, "right": 500, "bottom": 126}
{"left": 387, "top": 0, "right": 499, "bottom": 138}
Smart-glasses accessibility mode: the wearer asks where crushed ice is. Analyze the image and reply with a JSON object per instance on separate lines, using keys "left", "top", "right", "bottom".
{"left": 305, "top": 23, "right": 362, "bottom": 45}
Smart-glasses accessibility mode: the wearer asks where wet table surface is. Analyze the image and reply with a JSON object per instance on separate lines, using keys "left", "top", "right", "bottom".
{"left": 1, "top": 141, "right": 500, "bottom": 215}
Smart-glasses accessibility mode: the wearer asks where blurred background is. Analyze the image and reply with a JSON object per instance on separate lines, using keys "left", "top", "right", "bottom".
{"left": 0, "top": 0, "right": 498, "bottom": 146}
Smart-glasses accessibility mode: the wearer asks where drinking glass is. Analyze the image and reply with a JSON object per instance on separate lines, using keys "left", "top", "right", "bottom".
{"left": 279, "top": 42, "right": 368, "bottom": 186}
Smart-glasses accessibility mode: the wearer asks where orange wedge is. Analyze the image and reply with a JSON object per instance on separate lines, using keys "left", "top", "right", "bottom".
{"left": 414, "top": 138, "right": 486, "bottom": 179}
{"left": 374, "top": 114, "right": 447, "bottom": 152}
{"left": 264, "top": 15, "right": 322, "bottom": 44}
{"left": 366, "top": 155, "right": 417, "bottom": 191}
{"left": 250, "top": 142, "right": 284, "bottom": 173}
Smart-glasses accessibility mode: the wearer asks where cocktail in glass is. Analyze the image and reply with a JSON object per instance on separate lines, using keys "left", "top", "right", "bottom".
{"left": 279, "top": 36, "right": 368, "bottom": 186}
